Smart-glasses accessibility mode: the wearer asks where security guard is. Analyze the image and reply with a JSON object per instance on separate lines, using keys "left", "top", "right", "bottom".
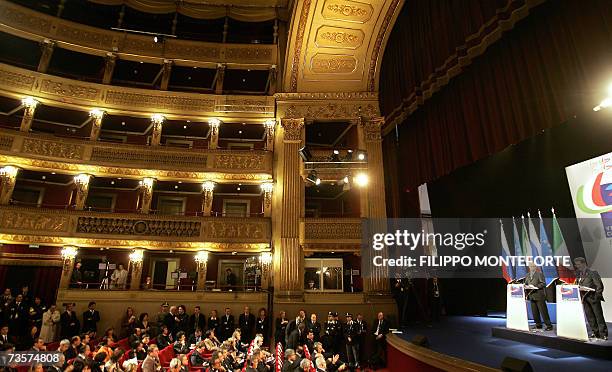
{"left": 324, "top": 311, "right": 341, "bottom": 354}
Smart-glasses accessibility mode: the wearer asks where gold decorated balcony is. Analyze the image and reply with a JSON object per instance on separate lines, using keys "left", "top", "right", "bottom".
{"left": 301, "top": 218, "right": 363, "bottom": 252}
{"left": 0, "top": 1, "right": 277, "bottom": 68}
{"left": 0, "top": 205, "right": 271, "bottom": 251}
{"left": 0, "top": 63, "right": 275, "bottom": 120}
{"left": 0, "top": 128, "right": 272, "bottom": 182}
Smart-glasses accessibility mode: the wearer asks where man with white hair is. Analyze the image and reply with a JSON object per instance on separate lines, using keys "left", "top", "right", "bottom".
{"left": 524, "top": 262, "right": 552, "bottom": 331}
{"left": 282, "top": 349, "right": 301, "bottom": 372}
{"left": 315, "top": 356, "right": 327, "bottom": 372}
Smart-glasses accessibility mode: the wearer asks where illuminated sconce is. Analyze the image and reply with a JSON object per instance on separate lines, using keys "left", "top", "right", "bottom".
{"left": 0, "top": 165, "right": 19, "bottom": 178}
{"left": 129, "top": 249, "right": 144, "bottom": 263}
{"left": 89, "top": 108, "right": 105, "bottom": 120}
{"left": 151, "top": 113, "right": 165, "bottom": 125}
{"left": 354, "top": 173, "right": 369, "bottom": 187}
{"left": 61, "top": 245, "right": 78, "bottom": 271}
{"left": 21, "top": 96, "right": 38, "bottom": 110}
{"left": 140, "top": 177, "right": 155, "bottom": 189}
{"left": 260, "top": 182, "right": 274, "bottom": 194}
{"left": 202, "top": 180, "right": 215, "bottom": 192}
{"left": 74, "top": 173, "right": 91, "bottom": 186}
{"left": 208, "top": 118, "right": 221, "bottom": 129}
{"left": 263, "top": 119, "right": 276, "bottom": 130}
{"left": 259, "top": 251, "right": 273, "bottom": 281}
{"left": 195, "top": 250, "right": 209, "bottom": 264}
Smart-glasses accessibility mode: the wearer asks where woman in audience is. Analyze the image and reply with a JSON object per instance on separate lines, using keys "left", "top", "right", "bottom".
{"left": 256, "top": 308, "right": 269, "bottom": 346}
{"left": 275, "top": 310, "right": 288, "bottom": 348}
{"left": 172, "top": 331, "right": 189, "bottom": 356}
{"left": 203, "top": 329, "right": 220, "bottom": 352}
{"left": 102, "top": 328, "right": 116, "bottom": 345}
{"left": 120, "top": 307, "right": 137, "bottom": 338}
{"left": 104, "top": 348, "right": 124, "bottom": 372}
{"left": 208, "top": 309, "right": 220, "bottom": 336}
{"left": 136, "top": 313, "right": 150, "bottom": 335}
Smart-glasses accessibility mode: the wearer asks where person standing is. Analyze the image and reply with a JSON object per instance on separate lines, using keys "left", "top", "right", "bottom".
{"left": 8, "top": 294, "right": 28, "bottom": 340}
{"left": 111, "top": 264, "right": 128, "bottom": 289}
{"left": 343, "top": 313, "right": 359, "bottom": 369}
{"left": 82, "top": 301, "right": 101, "bottom": 336}
{"left": 189, "top": 306, "right": 205, "bottom": 335}
{"left": 142, "top": 344, "right": 161, "bottom": 372}
{"left": 154, "top": 302, "right": 170, "bottom": 336}
{"left": 71, "top": 262, "right": 83, "bottom": 288}
{"left": 275, "top": 311, "right": 289, "bottom": 347}
{"left": 40, "top": 304, "right": 60, "bottom": 343}
{"left": 220, "top": 307, "right": 234, "bottom": 341}
{"left": 575, "top": 257, "right": 608, "bottom": 340}
{"left": 225, "top": 268, "right": 237, "bottom": 291}
{"left": 524, "top": 263, "right": 552, "bottom": 331}
{"left": 29, "top": 297, "right": 46, "bottom": 334}
{"left": 355, "top": 314, "right": 367, "bottom": 367}
{"left": 60, "top": 303, "right": 80, "bottom": 339}
{"left": 372, "top": 312, "right": 389, "bottom": 368}
{"left": 428, "top": 277, "right": 443, "bottom": 323}
{"left": 239, "top": 306, "right": 255, "bottom": 343}
{"left": 207, "top": 309, "right": 220, "bottom": 335}
{"left": 306, "top": 313, "right": 321, "bottom": 341}
{"left": 255, "top": 308, "right": 269, "bottom": 345}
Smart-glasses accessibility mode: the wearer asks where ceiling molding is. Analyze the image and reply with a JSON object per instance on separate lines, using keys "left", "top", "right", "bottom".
{"left": 282, "top": 0, "right": 404, "bottom": 93}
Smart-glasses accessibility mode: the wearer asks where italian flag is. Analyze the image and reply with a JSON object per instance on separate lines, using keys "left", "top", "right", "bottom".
{"left": 552, "top": 212, "right": 576, "bottom": 283}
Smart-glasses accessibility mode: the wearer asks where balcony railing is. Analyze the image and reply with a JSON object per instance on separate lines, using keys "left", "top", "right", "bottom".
{"left": 0, "top": 1, "right": 277, "bottom": 67}
{"left": 0, "top": 205, "right": 271, "bottom": 250}
{"left": 301, "top": 217, "right": 363, "bottom": 252}
{"left": 0, "top": 128, "right": 273, "bottom": 179}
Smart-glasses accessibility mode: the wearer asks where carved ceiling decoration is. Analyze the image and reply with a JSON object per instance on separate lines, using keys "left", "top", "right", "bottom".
{"left": 275, "top": 92, "right": 380, "bottom": 119}
{"left": 0, "top": 63, "right": 275, "bottom": 121}
{"left": 0, "top": 1, "right": 278, "bottom": 67}
{"left": 282, "top": 0, "right": 403, "bottom": 93}
{"left": 0, "top": 206, "right": 271, "bottom": 252}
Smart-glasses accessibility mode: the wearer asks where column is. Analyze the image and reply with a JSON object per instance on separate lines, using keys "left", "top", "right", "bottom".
{"left": 89, "top": 109, "right": 105, "bottom": 141}
{"left": 195, "top": 251, "right": 209, "bottom": 291}
{"left": 264, "top": 119, "right": 276, "bottom": 151}
{"left": 138, "top": 177, "right": 155, "bottom": 213}
{"left": 357, "top": 116, "right": 390, "bottom": 294}
{"left": 150, "top": 114, "right": 164, "bottom": 146}
{"left": 59, "top": 246, "right": 78, "bottom": 289}
{"left": 129, "top": 249, "right": 144, "bottom": 290}
{"left": 20, "top": 97, "right": 38, "bottom": 133}
{"left": 102, "top": 53, "right": 117, "bottom": 84}
{"left": 73, "top": 174, "right": 91, "bottom": 211}
{"left": 261, "top": 182, "right": 273, "bottom": 217}
{"left": 215, "top": 64, "right": 226, "bottom": 95}
{"left": 275, "top": 118, "right": 305, "bottom": 299}
{"left": 267, "top": 65, "right": 277, "bottom": 95}
{"left": 201, "top": 181, "right": 215, "bottom": 216}
{"left": 208, "top": 119, "right": 220, "bottom": 150}
{"left": 0, "top": 166, "right": 19, "bottom": 205}
{"left": 259, "top": 252, "right": 273, "bottom": 290}
{"left": 37, "top": 39, "right": 55, "bottom": 73}
{"left": 160, "top": 59, "right": 173, "bottom": 91}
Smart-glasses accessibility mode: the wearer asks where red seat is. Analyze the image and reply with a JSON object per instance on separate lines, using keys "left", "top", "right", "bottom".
{"left": 118, "top": 349, "right": 131, "bottom": 366}
{"left": 158, "top": 344, "right": 175, "bottom": 367}
{"left": 115, "top": 338, "right": 130, "bottom": 351}
{"left": 46, "top": 341, "right": 60, "bottom": 351}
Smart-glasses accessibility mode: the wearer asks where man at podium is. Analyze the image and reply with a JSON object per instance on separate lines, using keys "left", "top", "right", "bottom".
{"left": 525, "top": 262, "right": 552, "bottom": 331}
{"left": 574, "top": 257, "right": 608, "bottom": 340}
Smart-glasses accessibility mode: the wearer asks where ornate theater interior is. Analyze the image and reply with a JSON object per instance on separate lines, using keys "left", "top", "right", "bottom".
{"left": 0, "top": 0, "right": 611, "bottom": 371}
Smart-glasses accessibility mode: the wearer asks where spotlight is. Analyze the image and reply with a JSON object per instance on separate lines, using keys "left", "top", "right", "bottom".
{"left": 357, "top": 151, "right": 367, "bottom": 161}
{"left": 153, "top": 35, "right": 163, "bottom": 43}
{"left": 299, "top": 147, "right": 312, "bottom": 162}
{"left": 355, "top": 173, "right": 368, "bottom": 187}
{"left": 306, "top": 170, "right": 320, "bottom": 185}
{"left": 331, "top": 150, "right": 340, "bottom": 162}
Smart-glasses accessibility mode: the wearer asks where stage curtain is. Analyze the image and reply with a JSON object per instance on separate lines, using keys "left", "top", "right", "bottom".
{"left": 89, "top": 0, "right": 279, "bottom": 21}
{"left": 382, "top": 0, "right": 612, "bottom": 190}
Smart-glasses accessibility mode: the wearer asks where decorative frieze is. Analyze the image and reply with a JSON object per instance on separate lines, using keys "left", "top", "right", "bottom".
{"left": 303, "top": 218, "right": 362, "bottom": 241}
{"left": 22, "top": 138, "right": 84, "bottom": 160}
{"left": 0, "top": 209, "right": 70, "bottom": 232}
{"left": 76, "top": 216, "right": 202, "bottom": 238}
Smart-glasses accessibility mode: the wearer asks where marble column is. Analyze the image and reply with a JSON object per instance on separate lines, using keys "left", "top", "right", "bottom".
{"left": 275, "top": 118, "right": 305, "bottom": 299}
{"left": 357, "top": 116, "right": 390, "bottom": 294}
{"left": 89, "top": 109, "right": 105, "bottom": 141}
{"left": 0, "top": 166, "right": 19, "bottom": 205}
{"left": 150, "top": 114, "right": 164, "bottom": 146}
{"left": 138, "top": 177, "right": 155, "bottom": 213}
{"left": 20, "top": 97, "right": 38, "bottom": 133}
{"left": 73, "top": 174, "right": 91, "bottom": 211}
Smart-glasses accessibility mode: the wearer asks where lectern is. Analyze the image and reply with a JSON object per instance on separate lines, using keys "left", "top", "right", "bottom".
{"left": 507, "top": 283, "right": 529, "bottom": 331}
{"left": 556, "top": 284, "right": 591, "bottom": 341}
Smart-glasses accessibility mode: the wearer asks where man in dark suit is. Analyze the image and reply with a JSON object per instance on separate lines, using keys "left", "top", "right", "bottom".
{"left": 7, "top": 294, "right": 28, "bottom": 338}
{"left": 225, "top": 268, "right": 237, "bottom": 291}
{"left": 575, "top": 257, "right": 608, "bottom": 340}
{"left": 372, "top": 312, "right": 390, "bottom": 368}
{"left": 0, "top": 325, "right": 11, "bottom": 347}
{"left": 239, "top": 306, "right": 255, "bottom": 343}
{"left": 60, "top": 303, "right": 80, "bottom": 339}
{"left": 525, "top": 263, "right": 552, "bottom": 331}
{"left": 287, "top": 322, "right": 305, "bottom": 351}
{"left": 343, "top": 313, "right": 359, "bottom": 369}
{"left": 281, "top": 349, "right": 301, "bottom": 372}
{"left": 82, "top": 301, "right": 101, "bottom": 336}
{"left": 220, "top": 307, "right": 234, "bottom": 341}
{"left": 188, "top": 306, "right": 206, "bottom": 335}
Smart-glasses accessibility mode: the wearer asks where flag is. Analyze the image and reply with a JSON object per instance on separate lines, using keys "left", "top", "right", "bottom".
{"left": 527, "top": 213, "right": 541, "bottom": 258}
{"left": 513, "top": 218, "right": 527, "bottom": 279}
{"left": 302, "top": 344, "right": 316, "bottom": 372}
{"left": 521, "top": 216, "right": 532, "bottom": 257}
{"left": 275, "top": 342, "right": 283, "bottom": 372}
{"left": 552, "top": 210, "right": 576, "bottom": 283}
{"left": 539, "top": 211, "right": 558, "bottom": 285}
{"left": 500, "top": 220, "right": 514, "bottom": 282}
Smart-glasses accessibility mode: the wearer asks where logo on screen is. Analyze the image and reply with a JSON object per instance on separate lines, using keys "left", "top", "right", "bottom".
{"left": 561, "top": 287, "right": 579, "bottom": 301}
{"left": 510, "top": 285, "right": 523, "bottom": 298}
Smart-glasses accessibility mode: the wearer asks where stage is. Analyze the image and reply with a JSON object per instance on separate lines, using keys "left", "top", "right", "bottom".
{"left": 492, "top": 326, "right": 612, "bottom": 360}
{"left": 396, "top": 316, "right": 612, "bottom": 372}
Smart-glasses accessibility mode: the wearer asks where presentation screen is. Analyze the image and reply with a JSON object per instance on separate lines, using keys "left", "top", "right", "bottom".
{"left": 566, "top": 151, "right": 612, "bottom": 321}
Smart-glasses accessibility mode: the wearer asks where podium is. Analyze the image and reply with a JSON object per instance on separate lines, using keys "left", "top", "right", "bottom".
{"left": 556, "top": 284, "right": 591, "bottom": 341}
{"left": 506, "top": 283, "right": 530, "bottom": 331}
